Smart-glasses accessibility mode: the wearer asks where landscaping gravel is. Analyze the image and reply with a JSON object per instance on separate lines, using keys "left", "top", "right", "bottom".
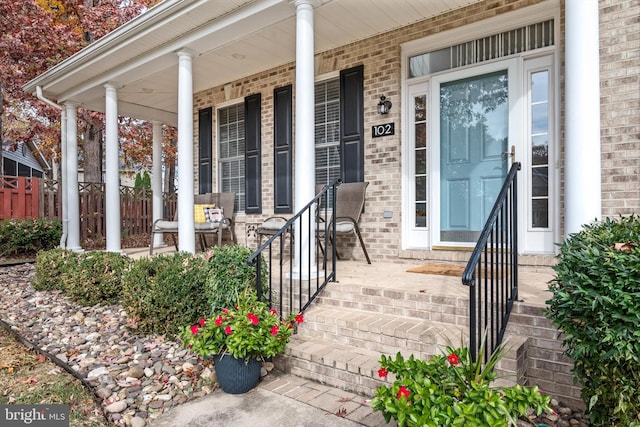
{"left": 0, "top": 263, "right": 217, "bottom": 426}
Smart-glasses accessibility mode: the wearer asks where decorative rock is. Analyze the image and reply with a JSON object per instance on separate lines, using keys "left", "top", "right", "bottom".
{"left": 125, "top": 366, "right": 145, "bottom": 379}
{"left": 87, "top": 366, "right": 110, "bottom": 379}
{"left": 263, "top": 361, "right": 275, "bottom": 372}
{"left": 105, "top": 401, "right": 128, "bottom": 413}
{"left": 96, "top": 387, "right": 113, "bottom": 399}
{"left": 144, "top": 367, "right": 154, "bottom": 377}
{"left": 131, "top": 416, "right": 146, "bottom": 427}
{"left": 148, "top": 401, "right": 164, "bottom": 410}
{"left": 161, "top": 365, "right": 176, "bottom": 375}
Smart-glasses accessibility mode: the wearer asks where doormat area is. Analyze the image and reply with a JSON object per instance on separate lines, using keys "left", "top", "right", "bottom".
{"left": 406, "top": 264, "right": 466, "bottom": 277}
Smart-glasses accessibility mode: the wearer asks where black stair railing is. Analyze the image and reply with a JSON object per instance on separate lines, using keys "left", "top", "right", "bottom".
{"left": 247, "top": 179, "right": 340, "bottom": 318}
{"left": 462, "top": 162, "right": 521, "bottom": 363}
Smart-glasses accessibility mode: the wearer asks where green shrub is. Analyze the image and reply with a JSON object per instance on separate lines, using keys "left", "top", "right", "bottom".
{"left": 205, "top": 244, "right": 267, "bottom": 312}
{"left": 546, "top": 215, "right": 640, "bottom": 426}
{"left": 122, "top": 252, "right": 210, "bottom": 337}
{"left": 34, "top": 249, "right": 78, "bottom": 291}
{"left": 65, "top": 251, "right": 130, "bottom": 306}
{"left": 0, "top": 219, "right": 62, "bottom": 257}
{"left": 372, "top": 338, "right": 550, "bottom": 426}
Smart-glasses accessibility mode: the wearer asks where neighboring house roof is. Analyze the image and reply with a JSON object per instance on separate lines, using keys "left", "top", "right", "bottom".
{"left": 23, "top": 0, "right": 483, "bottom": 126}
{"left": 2, "top": 141, "right": 51, "bottom": 173}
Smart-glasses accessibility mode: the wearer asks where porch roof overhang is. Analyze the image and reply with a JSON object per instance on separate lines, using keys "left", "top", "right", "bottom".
{"left": 23, "top": 0, "right": 483, "bottom": 127}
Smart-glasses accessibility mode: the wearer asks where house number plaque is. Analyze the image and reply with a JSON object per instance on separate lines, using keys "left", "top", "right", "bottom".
{"left": 372, "top": 123, "right": 395, "bottom": 138}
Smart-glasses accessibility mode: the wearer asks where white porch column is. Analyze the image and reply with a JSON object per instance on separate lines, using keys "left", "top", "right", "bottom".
{"left": 64, "top": 103, "right": 82, "bottom": 251}
{"left": 151, "top": 121, "right": 165, "bottom": 248}
{"left": 293, "top": 0, "right": 319, "bottom": 277}
{"left": 60, "top": 108, "right": 68, "bottom": 248}
{"left": 104, "top": 83, "right": 121, "bottom": 252}
{"left": 565, "top": 0, "right": 601, "bottom": 236}
{"left": 177, "top": 49, "right": 195, "bottom": 254}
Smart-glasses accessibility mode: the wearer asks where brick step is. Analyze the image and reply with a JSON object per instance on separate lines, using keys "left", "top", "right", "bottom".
{"left": 274, "top": 335, "right": 387, "bottom": 397}
{"left": 297, "top": 306, "right": 466, "bottom": 359}
{"left": 275, "top": 304, "right": 467, "bottom": 397}
{"left": 277, "top": 330, "right": 529, "bottom": 399}
{"left": 313, "top": 281, "right": 470, "bottom": 326}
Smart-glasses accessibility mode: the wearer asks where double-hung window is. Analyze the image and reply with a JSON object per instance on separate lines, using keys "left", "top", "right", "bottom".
{"left": 218, "top": 103, "right": 245, "bottom": 212}
{"left": 315, "top": 78, "right": 341, "bottom": 188}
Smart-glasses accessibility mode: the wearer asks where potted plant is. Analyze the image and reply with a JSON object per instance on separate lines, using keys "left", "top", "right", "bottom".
{"left": 179, "top": 288, "right": 303, "bottom": 394}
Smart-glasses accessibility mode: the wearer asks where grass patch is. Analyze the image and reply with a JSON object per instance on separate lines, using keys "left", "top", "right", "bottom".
{"left": 0, "top": 327, "right": 109, "bottom": 427}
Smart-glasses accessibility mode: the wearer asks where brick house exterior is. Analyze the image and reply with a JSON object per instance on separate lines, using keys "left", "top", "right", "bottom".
{"left": 23, "top": 0, "right": 639, "bottom": 409}
{"left": 186, "top": 0, "right": 639, "bottom": 263}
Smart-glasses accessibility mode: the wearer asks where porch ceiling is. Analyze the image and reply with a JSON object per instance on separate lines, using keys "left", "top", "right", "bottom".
{"left": 25, "top": 0, "right": 483, "bottom": 126}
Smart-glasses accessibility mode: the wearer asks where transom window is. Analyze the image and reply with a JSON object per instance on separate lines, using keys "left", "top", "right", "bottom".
{"left": 409, "top": 20, "right": 554, "bottom": 78}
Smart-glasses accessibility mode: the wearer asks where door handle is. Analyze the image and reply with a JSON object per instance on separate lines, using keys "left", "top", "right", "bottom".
{"left": 502, "top": 145, "right": 515, "bottom": 163}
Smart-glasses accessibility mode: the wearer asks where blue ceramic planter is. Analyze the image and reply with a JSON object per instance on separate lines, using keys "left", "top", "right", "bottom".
{"left": 212, "top": 353, "right": 261, "bottom": 394}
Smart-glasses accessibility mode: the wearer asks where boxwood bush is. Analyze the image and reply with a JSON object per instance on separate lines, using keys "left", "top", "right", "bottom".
{"left": 33, "top": 249, "right": 78, "bottom": 291}
{"left": 122, "top": 252, "right": 210, "bottom": 337}
{"left": 0, "top": 218, "right": 62, "bottom": 257}
{"left": 65, "top": 251, "right": 130, "bottom": 306}
{"left": 545, "top": 215, "right": 640, "bottom": 426}
{"left": 205, "top": 244, "right": 267, "bottom": 313}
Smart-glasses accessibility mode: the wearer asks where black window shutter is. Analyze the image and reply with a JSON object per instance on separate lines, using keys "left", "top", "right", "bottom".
{"left": 198, "top": 107, "right": 212, "bottom": 194}
{"left": 244, "top": 93, "right": 262, "bottom": 214}
{"left": 340, "top": 65, "right": 365, "bottom": 183}
{"left": 273, "top": 85, "right": 293, "bottom": 213}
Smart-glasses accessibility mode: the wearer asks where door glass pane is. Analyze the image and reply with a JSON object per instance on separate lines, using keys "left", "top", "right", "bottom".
{"left": 530, "top": 70, "right": 549, "bottom": 228}
{"left": 439, "top": 70, "right": 509, "bottom": 243}
{"left": 414, "top": 95, "right": 427, "bottom": 228}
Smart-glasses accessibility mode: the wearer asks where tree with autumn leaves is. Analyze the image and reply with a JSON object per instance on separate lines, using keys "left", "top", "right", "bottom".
{"left": 0, "top": 0, "right": 176, "bottom": 187}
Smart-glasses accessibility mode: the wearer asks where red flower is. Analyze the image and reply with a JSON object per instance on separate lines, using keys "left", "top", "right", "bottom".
{"left": 378, "top": 367, "right": 388, "bottom": 378}
{"left": 269, "top": 308, "right": 278, "bottom": 315}
{"left": 215, "top": 316, "right": 223, "bottom": 326}
{"left": 225, "top": 325, "right": 233, "bottom": 335}
{"left": 247, "top": 313, "right": 259, "bottom": 325}
{"left": 222, "top": 308, "right": 229, "bottom": 314}
{"left": 295, "top": 313, "right": 304, "bottom": 324}
{"left": 447, "top": 353, "right": 460, "bottom": 365}
{"left": 199, "top": 318, "right": 206, "bottom": 327}
{"left": 397, "top": 386, "right": 410, "bottom": 400}
{"left": 190, "top": 324, "right": 199, "bottom": 335}
{"left": 271, "top": 325, "right": 279, "bottom": 336}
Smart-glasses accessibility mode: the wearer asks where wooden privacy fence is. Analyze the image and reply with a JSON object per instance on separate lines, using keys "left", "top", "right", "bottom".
{"left": 0, "top": 176, "right": 40, "bottom": 219}
{"left": 2, "top": 176, "right": 177, "bottom": 243}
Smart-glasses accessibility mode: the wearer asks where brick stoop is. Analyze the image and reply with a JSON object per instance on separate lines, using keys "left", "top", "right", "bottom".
{"left": 274, "top": 281, "right": 469, "bottom": 398}
{"left": 273, "top": 268, "right": 584, "bottom": 410}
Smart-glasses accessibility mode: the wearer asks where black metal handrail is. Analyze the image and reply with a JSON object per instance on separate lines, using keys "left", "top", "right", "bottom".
{"left": 462, "top": 162, "right": 521, "bottom": 362}
{"left": 247, "top": 179, "right": 341, "bottom": 318}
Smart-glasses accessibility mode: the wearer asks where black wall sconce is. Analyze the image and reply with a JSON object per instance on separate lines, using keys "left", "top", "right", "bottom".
{"left": 377, "top": 95, "right": 392, "bottom": 115}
